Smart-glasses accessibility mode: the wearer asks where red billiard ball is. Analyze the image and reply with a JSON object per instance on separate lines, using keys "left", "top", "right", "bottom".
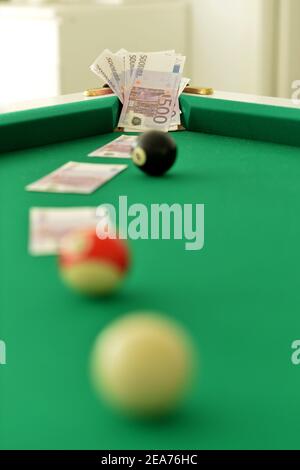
{"left": 58, "top": 228, "right": 130, "bottom": 296}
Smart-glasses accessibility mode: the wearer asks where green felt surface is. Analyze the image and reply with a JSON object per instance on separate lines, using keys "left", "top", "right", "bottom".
{"left": 1, "top": 96, "right": 300, "bottom": 450}
{"left": 0, "top": 96, "right": 120, "bottom": 153}
{"left": 180, "top": 94, "right": 300, "bottom": 147}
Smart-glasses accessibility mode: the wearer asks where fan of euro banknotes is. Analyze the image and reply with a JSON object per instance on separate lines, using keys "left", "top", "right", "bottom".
{"left": 90, "top": 49, "right": 189, "bottom": 133}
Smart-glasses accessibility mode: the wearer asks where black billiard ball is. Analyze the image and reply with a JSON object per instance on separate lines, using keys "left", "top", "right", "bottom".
{"left": 131, "top": 131, "right": 177, "bottom": 176}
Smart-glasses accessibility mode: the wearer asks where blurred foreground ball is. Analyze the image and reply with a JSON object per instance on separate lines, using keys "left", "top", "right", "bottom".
{"left": 131, "top": 130, "right": 177, "bottom": 176}
{"left": 90, "top": 312, "right": 195, "bottom": 417}
{"left": 59, "top": 229, "right": 130, "bottom": 296}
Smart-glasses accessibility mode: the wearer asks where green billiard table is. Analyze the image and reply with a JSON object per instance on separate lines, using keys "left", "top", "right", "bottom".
{"left": 1, "top": 92, "right": 300, "bottom": 450}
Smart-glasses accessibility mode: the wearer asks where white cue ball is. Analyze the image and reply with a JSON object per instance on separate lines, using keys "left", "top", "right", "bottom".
{"left": 90, "top": 312, "right": 195, "bottom": 417}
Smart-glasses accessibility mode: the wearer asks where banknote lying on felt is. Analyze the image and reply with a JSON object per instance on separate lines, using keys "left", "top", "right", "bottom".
{"left": 88, "top": 135, "right": 138, "bottom": 158}
{"left": 26, "top": 161, "right": 127, "bottom": 194}
{"left": 29, "top": 207, "right": 99, "bottom": 255}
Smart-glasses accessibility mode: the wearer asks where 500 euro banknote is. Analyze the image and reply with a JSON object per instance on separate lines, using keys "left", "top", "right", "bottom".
{"left": 90, "top": 49, "right": 124, "bottom": 102}
{"left": 29, "top": 207, "right": 99, "bottom": 255}
{"left": 118, "top": 54, "right": 185, "bottom": 132}
{"left": 26, "top": 162, "right": 128, "bottom": 194}
{"left": 171, "top": 76, "right": 190, "bottom": 127}
{"left": 123, "top": 50, "right": 175, "bottom": 94}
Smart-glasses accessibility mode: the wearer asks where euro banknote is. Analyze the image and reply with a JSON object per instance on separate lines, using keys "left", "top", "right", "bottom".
{"left": 90, "top": 49, "right": 187, "bottom": 132}
{"left": 90, "top": 49, "right": 124, "bottom": 102}
{"left": 118, "top": 53, "right": 185, "bottom": 132}
{"left": 88, "top": 135, "right": 138, "bottom": 158}
{"left": 29, "top": 207, "right": 99, "bottom": 255}
{"left": 26, "top": 162, "right": 128, "bottom": 194}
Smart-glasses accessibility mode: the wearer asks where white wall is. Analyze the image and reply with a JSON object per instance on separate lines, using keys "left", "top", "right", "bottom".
{"left": 59, "top": 1, "right": 188, "bottom": 94}
{"left": 1, "top": 0, "right": 299, "bottom": 103}
{"left": 0, "top": 11, "right": 60, "bottom": 104}
{"left": 188, "top": 0, "right": 277, "bottom": 96}
{"left": 277, "top": 0, "right": 300, "bottom": 98}
{"left": 0, "top": 2, "right": 188, "bottom": 103}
